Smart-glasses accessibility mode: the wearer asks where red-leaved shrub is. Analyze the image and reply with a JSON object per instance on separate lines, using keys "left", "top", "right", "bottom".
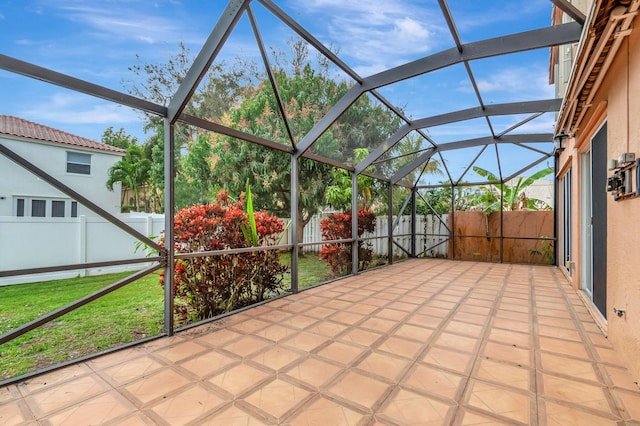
{"left": 160, "top": 190, "right": 288, "bottom": 323}
{"left": 319, "top": 210, "right": 376, "bottom": 276}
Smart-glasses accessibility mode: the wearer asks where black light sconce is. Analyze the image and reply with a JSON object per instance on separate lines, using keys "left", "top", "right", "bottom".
{"left": 553, "top": 132, "right": 569, "bottom": 153}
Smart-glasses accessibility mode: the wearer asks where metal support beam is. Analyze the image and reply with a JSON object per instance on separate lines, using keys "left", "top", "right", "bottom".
{"left": 351, "top": 172, "right": 359, "bottom": 275}
{"left": 411, "top": 188, "right": 417, "bottom": 257}
{"left": 390, "top": 149, "right": 435, "bottom": 185}
{"left": 387, "top": 184, "right": 393, "bottom": 265}
{"left": 247, "top": 5, "right": 296, "bottom": 147}
{"left": 0, "top": 265, "right": 159, "bottom": 345}
{"left": 356, "top": 99, "right": 561, "bottom": 174}
{"left": 167, "top": 0, "right": 248, "bottom": 123}
{"left": 551, "top": 0, "right": 587, "bottom": 26}
{"left": 0, "top": 143, "right": 162, "bottom": 252}
{"left": 163, "top": 119, "right": 175, "bottom": 336}
{"left": 294, "top": 86, "right": 362, "bottom": 157}
{"left": 0, "top": 54, "right": 166, "bottom": 116}
{"left": 363, "top": 23, "right": 582, "bottom": 90}
{"left": 290, "top": 155, "right": 299, "bottom": 293}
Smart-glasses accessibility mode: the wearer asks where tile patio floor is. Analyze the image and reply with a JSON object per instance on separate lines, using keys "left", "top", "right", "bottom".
{"left": 1, "top": 259, "right": 640, "bottom": 425}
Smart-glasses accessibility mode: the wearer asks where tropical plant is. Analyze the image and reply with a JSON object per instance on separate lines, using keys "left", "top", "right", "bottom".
{"left": 106, "top": 144, "right": 151, "bottom": 211}
{"left": 160, "top": 190, "right": 288, "bottom": 324}
{"left": 319, "top": 209, "right": 377, "bottom": 276}
{"left": 462, "top": 166, "right": 553, "bottom": 212}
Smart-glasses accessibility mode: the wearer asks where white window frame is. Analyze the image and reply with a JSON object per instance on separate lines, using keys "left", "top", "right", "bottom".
{"left": 66, "top": 151, "right": 91, "bottom": 175}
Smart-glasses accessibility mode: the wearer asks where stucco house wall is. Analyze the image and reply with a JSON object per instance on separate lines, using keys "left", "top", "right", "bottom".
{"left": 0, "top": 116, "right": 124, "bottom": 218}
{"left": 556, "top": 4, "right": 640, "bottom": 382}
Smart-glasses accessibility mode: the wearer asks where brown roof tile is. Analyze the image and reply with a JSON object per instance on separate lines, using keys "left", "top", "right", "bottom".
{"left": 0, "top": 115, "right": 125, "bottom": 154}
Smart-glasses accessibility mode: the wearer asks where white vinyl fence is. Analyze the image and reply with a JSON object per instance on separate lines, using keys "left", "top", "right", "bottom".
{"left": 0, "top": 214, "right": 164, "bottom": 285}
{"left": 0, "top": 213, "right": 448, "bottom": 286}
{"left": 286, "top": 213, "right": 449, "bottom": 258}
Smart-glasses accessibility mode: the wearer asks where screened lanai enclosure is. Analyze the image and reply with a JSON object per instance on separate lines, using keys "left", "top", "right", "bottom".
{"left": 0, "top": 0, "right": 584, "bottom": 383}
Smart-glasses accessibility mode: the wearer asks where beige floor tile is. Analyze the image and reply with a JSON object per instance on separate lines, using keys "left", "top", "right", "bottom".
{"left": 199, "top": 404, "right": 268, "bottom": 426}
{"left": 252, "top": 324, "right": 298, "bottom": 342}
{"left": 475, "top": 358, "right": 530, "bottom": 391}
{"left": 466, "top": 381, "right": 531, "bottom": 424}
{"left": 538, "top": 324, "right": 583, "bottom": 342}
{"left": 432, "top": 332, "right": 479, "bottom": 354}
{"left": 374, "top": 308, "right": 410, "bottom": 321}
{"left": 615, "top": 389, "right": 640, "bottom": 419}
{"left": 123, "top": 369, "right": 190, "bottom": 405}
{"left": 377, "top": 336, "right": 423, "bottom": 359}
{"left": 402, "top": 364, "right": 465, "bottom": 399}
{"left": 42, "top": 391, "right": 135, "bottom": 425}
{"left": 16, "top": 364, "right": 93, "bottom": 396}
{"left": 356, "top": 351, "right": 410, "bottom": 382}
{"left": 195, "top": 328, "right": 243, "bottom": 347}
{"left": 24, "top": 375, "right": 109, "bottom": 416}
{"left": 327, "top": 371, "right": 390, "bottom": 410}
{"left": 250, "top": 346, "right": 303, "bottom": 371}
{"left": 541, "top": 373, "right": 611, "bottom": 413}
{"left": 459, "top": 409, "right": 514, "bottom": 425}
{"left": 0, "top": 401, "right": 31, "bottom": 425}
{"left": 282, "top": 331, "right": 330, "bottom": 352}
{"left": 316, "top": 341, "right": 367, "bottom": 366}
{"left": 288, "top": 396, "right": 367, "bottom": 426}
{"left": 153, "top": 340, "right": 209, "bottom": 363}
{"left": 222, "top": 336, "right": 271, "bottom": 358}
{"left": 208, "top": 363, "right": 271, "bottom": 397}
{"left": 422, "top": 346, "right": 474, "bottom": 374}
{"left": 381, "top": 388, "right": 453, "bottom": 425}
{"left": 283, "top": 357, "right": 342, "bottom": 389}
{"left": 148, "top": 384, "right": 225, "bottom": 425}
{"left": 306, "top": 320, "right": 349, "bottom": 338}
{"left": 230, "top": 318, "right": 271, "bottom": 334}
{"left": 444, "top": 320, "right": 483, "bottom": 338}
{"left": 487, "top": 328, "right": 530, "bottom": 348}
{"left": 359, "top": 317, "right": 398, "bottom": 334}
{"left": 544, "top": 401, "right": 618, "bottom": 426}
{"left": 178, "top": 350, "right": 238, "bottom": 378}
{"left": 338, "top": 328, "right": 383, "bottom": 347}
{"left": 393, "top": 323, "right": 435, "bottom": 341}
{"left": 100, "top": 355, "right": 164, "bottom": 386}
{"left": 595, "top": 346, "right": 627, "bottom": 367}
{"left": 538, "top": 336, "right": 590, "bottom": 360}
{"left": 330, "top": 311, "right": 366, "bottom": 325}
{"left": 243, "top": 378, "right": 311, "bottom": 419}
{"left": 482, "top": 341, "right": 531, "bottom": 368}
{"left": 601, "top": 365, "right": 640, "bottom": 392}
{"left": 539, "top": 352, "right": 599, "bottom": 383}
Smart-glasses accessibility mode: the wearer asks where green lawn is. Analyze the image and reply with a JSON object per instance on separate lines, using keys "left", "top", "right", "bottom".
{"left": 0, "top": 254, "right": 332, "bottom": 381}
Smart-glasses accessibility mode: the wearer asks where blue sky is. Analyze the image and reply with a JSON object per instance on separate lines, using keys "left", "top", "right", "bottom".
{"left": 0, "top": 0, "right": 557, "bottom": 184}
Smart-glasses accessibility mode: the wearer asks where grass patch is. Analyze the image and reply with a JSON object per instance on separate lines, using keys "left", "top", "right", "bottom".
{"left": 0, "top": 271, "right": 164, "bottom": 381}
{"left": 280, "top": 252, "right": 333, "bottom": 289}
{"left": 0, "top": 254, "right": 334, "bottom": 381}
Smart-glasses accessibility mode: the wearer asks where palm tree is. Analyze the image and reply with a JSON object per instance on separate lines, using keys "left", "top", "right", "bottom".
{"left": 106, "top": 145, "right": 151, "bottom": 211}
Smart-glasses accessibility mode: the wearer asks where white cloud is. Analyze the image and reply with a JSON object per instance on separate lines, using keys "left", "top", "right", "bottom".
{"left": 458, "top": 66, "right": 554, "bottom": 100}
{"left": 289, "top": 0, "right": 447, "bottom": 75}
{"left": 23, "top": 93, "right": 138, "bottom": 124}
{"left": 50, "top": 2, "right": 181, "bottom": 45}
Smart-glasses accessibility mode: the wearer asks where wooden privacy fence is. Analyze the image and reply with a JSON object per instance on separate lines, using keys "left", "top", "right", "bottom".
{"left": 450, "top": 211, "right": 555, "bottom": 264}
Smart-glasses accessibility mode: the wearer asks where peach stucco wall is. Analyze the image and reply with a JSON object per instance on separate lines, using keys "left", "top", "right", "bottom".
{"left": 557, "top": 16, "right": 640, "bottom": 382}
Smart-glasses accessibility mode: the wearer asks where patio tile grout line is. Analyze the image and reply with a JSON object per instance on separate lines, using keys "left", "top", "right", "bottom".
{"left": 452, "top": 263, "right": 538, "bottom": 425}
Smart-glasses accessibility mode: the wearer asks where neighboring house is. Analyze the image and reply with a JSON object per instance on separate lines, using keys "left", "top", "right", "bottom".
{"left": 552, "top": 1, "right": 640, "bottom": 382}
{"left": 0, "top": 115, "right": 125, "bottom": 218}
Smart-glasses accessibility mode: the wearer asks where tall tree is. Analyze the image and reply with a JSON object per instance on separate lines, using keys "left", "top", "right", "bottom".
{"left": 208, "top": 50, "right": 400, "bottom": 242}
{"left": 101, "top": 127, "right": 138, "bottom": 150}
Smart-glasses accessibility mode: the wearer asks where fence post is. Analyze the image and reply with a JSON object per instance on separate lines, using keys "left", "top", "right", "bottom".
{"left": 411, "top": 189, "right": 416, "bottom": 257}
{"left": 79, "top": 215, "right": 87, "bottom": 277}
